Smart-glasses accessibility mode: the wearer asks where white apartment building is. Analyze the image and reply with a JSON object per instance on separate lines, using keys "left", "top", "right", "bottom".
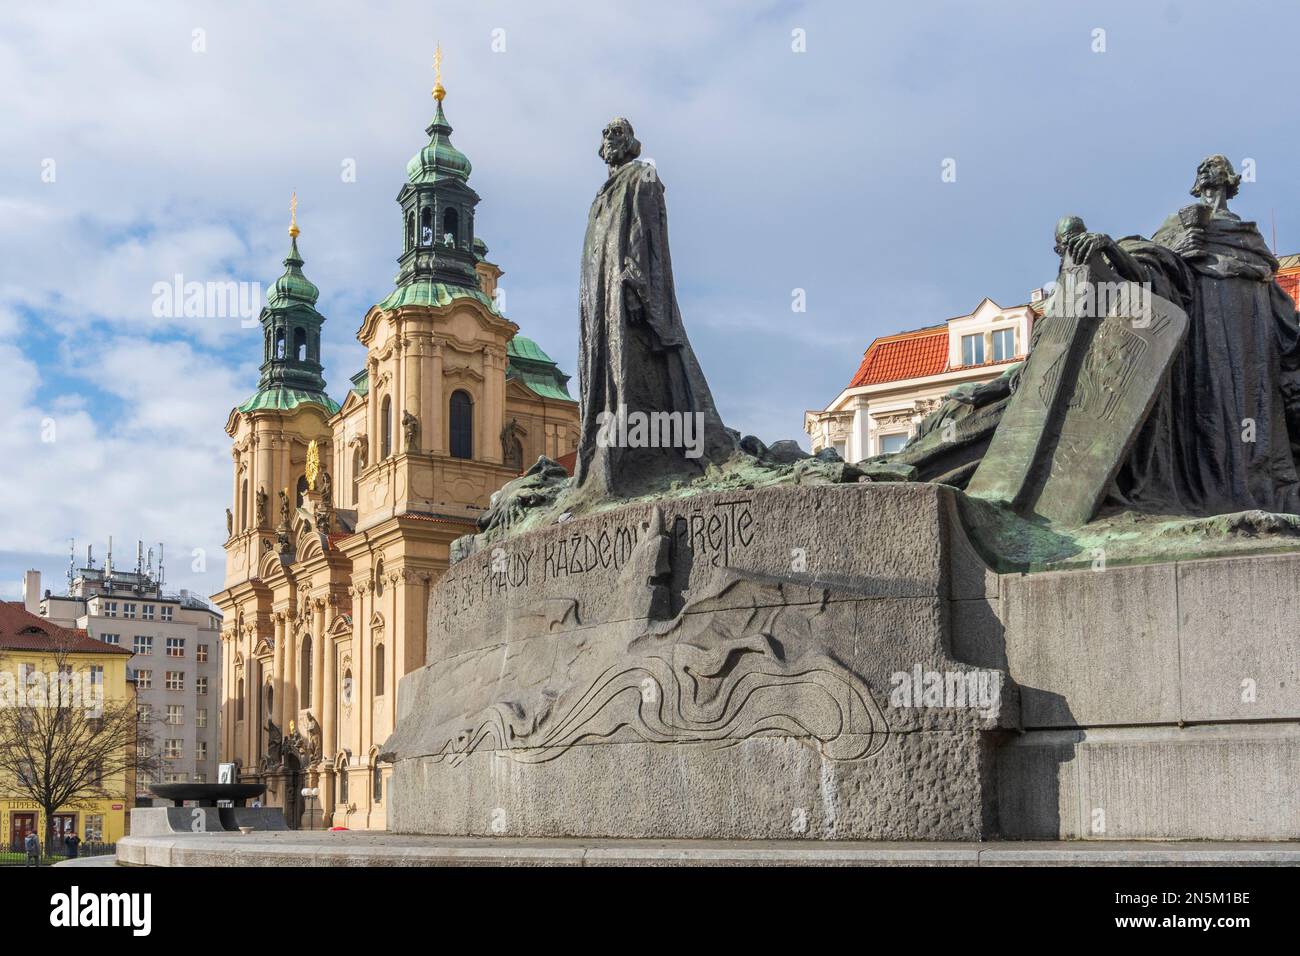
{"left": 27, "top": 543, "right": 222, "bottom": 804}
{"left": 805, "top": 297, "right": 1035, "bottom": 461}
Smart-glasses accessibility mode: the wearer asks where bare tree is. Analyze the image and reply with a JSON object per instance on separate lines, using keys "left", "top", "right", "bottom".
{"left": 0, "top": 636, "right": 158, "bottom": 853}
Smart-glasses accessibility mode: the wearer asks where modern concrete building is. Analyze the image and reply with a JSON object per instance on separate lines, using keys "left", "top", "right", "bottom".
{"left": 32, "top": 546, "right": 223, "bottom": 802}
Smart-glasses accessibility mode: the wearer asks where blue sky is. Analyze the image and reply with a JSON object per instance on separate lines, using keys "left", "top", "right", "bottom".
{"left": 4, "top": 0, "right": 1300, "bottom": 603}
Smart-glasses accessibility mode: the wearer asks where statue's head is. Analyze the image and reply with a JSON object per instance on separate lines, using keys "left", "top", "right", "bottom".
{"left": 1190, "top": 154, "right": 1240, "bottom": 200}
{"left": 599, "top": 117, "right": 641, "bottom": 168}
{"left": 1054, "top": 215, "right": 1086, "bottom": 255}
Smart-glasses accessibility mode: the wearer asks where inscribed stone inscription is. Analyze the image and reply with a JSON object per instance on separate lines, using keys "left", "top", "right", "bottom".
{"left": 431, "top": 498, "right": 758, "bottom": 636}
{"left": 968, "top": 290, "right": 1187, "bottom": 526}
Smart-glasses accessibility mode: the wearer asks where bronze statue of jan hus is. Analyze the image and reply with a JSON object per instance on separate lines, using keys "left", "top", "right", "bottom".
{"left": 574, "top": 117, "right": 735, "bottom": 498}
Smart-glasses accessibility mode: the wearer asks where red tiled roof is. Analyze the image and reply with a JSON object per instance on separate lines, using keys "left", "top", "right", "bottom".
{"left": 556, "top": 450, "right": 577, "bottom": 476}
{"left": 849, "top": 325, "right": 949, "bottom": 388}
{"left": 0, "top": 602, "right": 131, "bottom": 655}
{"left": 1276, "top": 270, "right": 1299, "bottom": 307}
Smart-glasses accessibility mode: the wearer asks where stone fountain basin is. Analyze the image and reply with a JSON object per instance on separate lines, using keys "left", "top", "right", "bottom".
{"left": 148, "top": 783, "right": 267, "bottom": 807}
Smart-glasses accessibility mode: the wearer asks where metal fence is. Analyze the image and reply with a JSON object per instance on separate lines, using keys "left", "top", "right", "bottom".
{"left": 0, "top": 841, "right": 115, "bottom": 865}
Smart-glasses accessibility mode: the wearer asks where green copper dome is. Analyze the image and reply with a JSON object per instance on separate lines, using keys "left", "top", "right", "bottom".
{"left": 265, "top": 236, "right": 320, "bottom": 308}
{"left": 406, "top": 101, "right": 472, "bottom": 185}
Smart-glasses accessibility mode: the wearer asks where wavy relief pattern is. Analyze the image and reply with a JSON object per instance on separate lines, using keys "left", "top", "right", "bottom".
{"left": 431, "top": 579, "right": 889, "bottom": 766}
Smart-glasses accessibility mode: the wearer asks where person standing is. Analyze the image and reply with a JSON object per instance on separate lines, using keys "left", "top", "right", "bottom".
{"left": 23, "top": 831, "right": 39, "bottom": 867}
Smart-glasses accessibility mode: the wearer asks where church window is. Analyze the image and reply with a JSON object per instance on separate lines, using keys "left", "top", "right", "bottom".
{"left": 372, "top": 763, "right": 383, "bottom": 804}
{"left": 352, "top": 447, "right": 363, "bottom": 504}
{"left": 275, "top": 329, "right": 286, "bottom": 359}
{"left": 380, "top": 396, "right": 393, "bottom": 459}
{"left": 236, "top": 678, "right": 245, "bottom": 721}
{"left": 296, "top": 474, "right": 308, "bottom": 509}
{"left": 405, "top": 211, "right": 415, "bottom": 251}
{"left": 294, "top": 327, "right": 307, "bottom": 362}
{"left": 300, "top": 635, "right": 313, "bottom": 709}
{"left": 442, "top": 207, "right": 459, "bottom": 247}
{"left": 374, "top": 643, "right": 385, "bottom": 697}
{"left": 420, "top": 208, "right": 433, "bottom": 246}
{"left": 450, "top": 390, "right": 473, "bottom": 459}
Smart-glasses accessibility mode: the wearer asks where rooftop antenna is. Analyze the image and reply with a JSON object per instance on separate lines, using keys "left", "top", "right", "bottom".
{"left": 87, "top": 544, "right": 93, "bottom": 570}
{"left": 136, "top": 540, "right": 144, "bottom": 576}
{"left": 106, "top": 536, "right": 113, "bottom": 579}
{"left": 158, "top": 543, "right": 165, "bottom": 589}
{"left": 147, "top": 546, "right": 154, "bottom": 579}
{"left": 68, "top": 538, "right": 75, "bottom": 588}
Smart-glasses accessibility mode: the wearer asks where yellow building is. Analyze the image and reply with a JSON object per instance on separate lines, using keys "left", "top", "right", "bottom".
{"left": 212, "top": 76, "right": 579, "bottom": 829}
{"left": 0, "top": 600, "right": 134, "bottom": 850}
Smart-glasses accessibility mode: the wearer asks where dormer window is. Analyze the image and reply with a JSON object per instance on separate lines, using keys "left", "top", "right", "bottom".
{"left": 961, "top": 333, "right": 985, "bottom": 366}
{"left": 992, "top": 327, "right": 1016, "bottom": 362}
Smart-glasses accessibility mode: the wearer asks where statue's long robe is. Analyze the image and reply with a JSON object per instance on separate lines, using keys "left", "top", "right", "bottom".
{"left": 1110, "top": 208, "right": 1300, "bottom": 515}
{"left": 575, "top": 160, "right": 734, "bottom": 496}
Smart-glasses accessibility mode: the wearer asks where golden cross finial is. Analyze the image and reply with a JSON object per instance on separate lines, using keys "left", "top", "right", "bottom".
{"left": 288, "top": 191, "right": 300, "bottom": 238}
{"left": 432, "top": 44, "right": 445, "bottom": 101}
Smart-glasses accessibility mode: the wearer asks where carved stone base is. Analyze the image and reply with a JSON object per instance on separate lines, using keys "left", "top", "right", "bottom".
{"left": 383, "top": 483, "right": 1018, "bottom": 841}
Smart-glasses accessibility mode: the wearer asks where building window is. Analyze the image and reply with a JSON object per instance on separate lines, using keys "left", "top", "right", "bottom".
{"left": 992, "top": 327, "right": 1015, "bottom": 362}
{"left": 197, "top": 676, "right": 209, "bottom": 696}
{"left": 296, "top": 473, "right": 308, "bottom": 509}
{"left": 961, "top": 333, "right": 985, "bottom": 366}
{"left": 374, "top": 643, "right": 385, "bottom": 697}
{"left": 166, "top": 637, "right": 185, "bottom": 657}
{"left": 196, "top": 644, "right": 208, "bottom": 663}
{"left": 420, "top": 207, "right": 432, "bottom": 245}
{"left": 237, "top": 678, "right": 245, "bottom": 721}
{"left": 193, "top": 773, "right": 207, "bottom": 784}
{"left": 879, "top": 433, "right": 910, "bottom": 455}
{"left": 352, "top": 447, "right": 363, "bottom": 504}
{"left": 405, "top": 211, "right": 415, "bottom": 251}
{"left": 165, "top": 671, "right": 184, "bottom": 691}
{"left": 342, "top": 668, "right": 354, "bottom": 707}
{"left": 103, "top": 602, "right": 117, "bottom": 618}
{"left": 142, "top": 604, "right": 155, "bottom": 621}
{"left": 161, "top": 606, "right": 173, "bottom": 622}
{"left": 163, "top": 739, "right": 183, "bottom": 759}
{"left": 380, "top": 396, "right": 392, "bottom": 460}
{"left": 123, "top": 603, "right": 137, "bottom": 620}
{"left": 442, "top": 206, "right": 460, "bottom": 247}
{"left": 89, "top": 665, "right": 103, "bottom": 685}
{"left": 166, "top": 704, "right": 184, "bottom": 725}
{"left": 134, "top": 635, "right": 153, "bottom": 655}
{"left": 196, "top": 741, "right": 208, "bottom": 761}
{"left": 196, "top": 708, "right": 207, "bottom": 728}
{"left": 294, "top": 327, "right": 307, "bottom": 362}
{"left": 372, "top": 764, "right": 383, "bottom": 804}
{"left": 85, "top": 815, "right": 104, "bottom": 842}
{"left": 138, "top": 703, "right": 151, "bottom": 722}
{"left": 300, "top": 636, "right": 312, "bottom": 709}
{"left": 136, "top": 670, "right": 152, "bottom": 690}
{"left": 449, "top": 390, "right": 473, "bottom": 459}
{"left": 338, "top": 765, "right": 349, "bottom": 806}
{"left": 164, "top": 772, "right": 187, "bottom": 783}
{"left": 102, "top": 633, "right": 120, "bottom": 646}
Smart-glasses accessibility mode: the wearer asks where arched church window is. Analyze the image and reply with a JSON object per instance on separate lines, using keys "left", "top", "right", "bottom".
{"left": 294, "top": 328, "right": 307, "bottom": 362}
{"left": 275, "top": 329, "right": 286, "bottom": 360}
{"left": 352, "top": 447, "right": 363, "bottom": 504}
{"left": 420, "top": 208, "right": 433, "bottom": 246}
{"left": 296, "top": 474, "right": 308, "bottom": 509}
{"left": 372, "top": 762, "right": 383, "bottom": 804}
{"left": 338, "top": 761, "right": 349, "bottom": 806}
{"left": 442, "top": 207, "right": 459, "bottom": 247}
{"left": 374, "top": 643, "right": 385, "bottom": 697}
{"left": 450, "top": 390, "right": 473, "bottom": 460}
{"left": 405, "top": 211, "right": 415, "bottom": 251}
{"left": 380, "top": 396, "right": 393, "bottom": 460}
{"left": 300, "top": 635, "right": 312, "bottom": 710}
{"left": 265, "top": 682, "right": 274, "bottom": 716}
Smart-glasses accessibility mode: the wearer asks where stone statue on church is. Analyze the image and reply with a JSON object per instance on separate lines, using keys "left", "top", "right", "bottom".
{"left": 574, "top": 117, "right": 735, "bottom": 497}
{"left": 225, "top": 508, "right": 233, "bottom": 536}
{"left": 402, "top": 410, "right": 420, "bottom": 453}
{"left": 255, "top": 486, "right": 268, "bottom": 527}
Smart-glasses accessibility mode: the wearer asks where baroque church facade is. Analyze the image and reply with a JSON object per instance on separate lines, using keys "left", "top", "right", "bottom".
{"left": 212, "top": 78, "right": 579, "bottom": 829}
